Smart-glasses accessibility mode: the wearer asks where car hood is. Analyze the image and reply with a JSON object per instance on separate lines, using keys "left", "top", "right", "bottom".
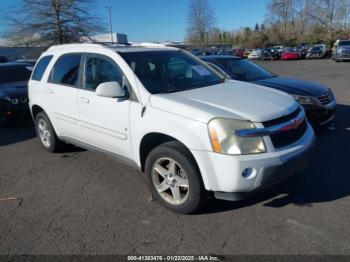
{"left": 150, "top": 81, "right": 298, "bottom": 124}
{"left": 253, "top": 76, "right": 328, "bottom": 97}
{"left": 0, "top": 81, "right": 28, "bottom": 97}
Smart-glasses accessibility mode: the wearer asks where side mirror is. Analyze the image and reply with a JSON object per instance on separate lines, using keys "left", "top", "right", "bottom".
{"left": 95, "top": 82, "right": 127, "bottom": 98}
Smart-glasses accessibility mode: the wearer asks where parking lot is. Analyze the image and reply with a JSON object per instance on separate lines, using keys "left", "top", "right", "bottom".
{"left": 0, "top": 59, "right": 350, "bottom": 255}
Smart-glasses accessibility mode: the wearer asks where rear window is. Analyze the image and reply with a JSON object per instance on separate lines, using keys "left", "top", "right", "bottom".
{"left": 0, "top": 66, "right": 32, "bottom": 84}
{"left": 50, "top": 54, "right": 82, "bottom": 87}
{"left": 31, "top": 55, "right": 53, "bottom": 81}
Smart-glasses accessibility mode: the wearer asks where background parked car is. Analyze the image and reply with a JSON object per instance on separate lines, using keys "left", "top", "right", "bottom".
{"left": 242, "top": 49, "right": 252, "bottom": 58}
{"left": 307, "top": 46, "right": 326, "bottom": 59}
{"left": 200, "top": 55, "right": 336, "bottom": 126}
{"left": 248, "top": 49, "right": 261, "bottom": 60}
{"left": 0, "top": 62, "right": 33, "bottom": 126}
{"left": 260, "top": 48, "right": 272, "bottom": 60}
{"left": 297, "top": 46, "right": 309, "bottom": 59}
{"left": 332, "top": 39, "right": 350, "bottom": 62}
{"left": 232, "top": 48, "right": 244, "bottom": 57}
{"left": 269, "top": 47, "right": 281, "bottom": 60}
{"left": 281, "top": 48, "right": 300, "bottom": 60}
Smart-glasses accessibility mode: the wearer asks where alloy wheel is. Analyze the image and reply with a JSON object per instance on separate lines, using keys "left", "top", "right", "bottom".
{"left": 38, "top": 118, "right": 51, "bottom": 147}
{"left": 152, "top": 157, "right": 189, "bottom": 205}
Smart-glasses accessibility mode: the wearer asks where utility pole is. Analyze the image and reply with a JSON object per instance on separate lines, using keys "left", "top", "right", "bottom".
{"left": 105, "top": 6, "right": 113, "bottom": 44}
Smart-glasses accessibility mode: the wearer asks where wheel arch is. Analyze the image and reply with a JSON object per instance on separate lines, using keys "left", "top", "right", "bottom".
{"left": 139, "top": 132, "right": 199, "bottom": 174}
{"left": 31, "top": 104, "right": 45, "bottom": 120}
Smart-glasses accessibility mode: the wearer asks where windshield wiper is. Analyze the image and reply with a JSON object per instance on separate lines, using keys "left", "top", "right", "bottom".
{"left": 156, "top": 88, "right": 190, "bottom": 94}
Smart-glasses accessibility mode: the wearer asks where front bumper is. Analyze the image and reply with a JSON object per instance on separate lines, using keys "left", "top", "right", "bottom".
{"left": 0, "top": 102, "right": 31, "bottom": 124}
{"left": 337, "top": 56, "right": 350, "bottom": 60}
{"left": 307, "top": 53, "right": 322, "bottom": 58}
{"left": 304, "top": 100, "right": 336, "bottom": 126}
{"left": 281, "top": 56, "right": 299, "bottom": 60}
{"left": 191, "top": 123, "right": 315, "bottom": 200}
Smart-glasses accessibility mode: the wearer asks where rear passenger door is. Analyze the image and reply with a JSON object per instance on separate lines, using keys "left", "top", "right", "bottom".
{"left": 44, "top": 53, "right": 82, "bottom": 138}
{"left": 77, "top": 53, "right": 131, "bottom": 157}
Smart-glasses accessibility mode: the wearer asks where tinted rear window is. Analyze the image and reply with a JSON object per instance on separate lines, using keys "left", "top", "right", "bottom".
{"left": 0, "top": 66, "right": 32, "bottom": 84}
{"left": 31, "top": 55, "right": 53, "bottom": 81}
{"left": 50, "top": 54, "right": 82, "bottom": 87}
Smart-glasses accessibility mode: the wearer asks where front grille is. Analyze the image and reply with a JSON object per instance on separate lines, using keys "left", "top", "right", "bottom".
{"left": 318, "top": 90, "right": 334, "bottom": 105}
{"left": 263, "top": 107, "right": 301, "bottom": 127}
{"left": 263, "top": 107, "right": 307, "bottom": 148}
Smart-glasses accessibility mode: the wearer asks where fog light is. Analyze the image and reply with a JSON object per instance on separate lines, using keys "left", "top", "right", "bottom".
{"left": 242, "top": 168, "right": 254, "bottom": 178}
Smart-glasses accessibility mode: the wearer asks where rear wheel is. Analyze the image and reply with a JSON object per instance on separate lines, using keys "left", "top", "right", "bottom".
{"left": 145, "top": 141, "right": 208, "bottom": 214}
{"left": 35, "top": 112, "right": 64, "bottom": 152}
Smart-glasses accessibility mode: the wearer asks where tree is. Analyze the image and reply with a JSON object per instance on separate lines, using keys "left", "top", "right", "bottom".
{"left": 254, "top": 23, "right": 260, "bottom": 32}
{"left": 4, "top": 0, "right": 105, "bottom": 46}
{"left": 265, "top": 0, "right": 350, "bottom": 46}
{"left": 186, "top": 0, "right": 216, "bottom": 46}
{"left": 268, "top": 0, "right": 294, "bottom": 44}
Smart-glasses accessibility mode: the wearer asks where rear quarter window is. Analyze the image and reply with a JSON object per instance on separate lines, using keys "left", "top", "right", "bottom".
{"left": 31, "top": 55, "right": 53, "bottom": 81}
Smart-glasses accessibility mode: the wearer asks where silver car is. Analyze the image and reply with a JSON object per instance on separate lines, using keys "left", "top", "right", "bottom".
{"left": 333, "top": 40, "right": 350, "bottom": 62}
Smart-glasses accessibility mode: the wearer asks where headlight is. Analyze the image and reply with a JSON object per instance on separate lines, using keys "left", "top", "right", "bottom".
{"left": 292, "top": 95, "right": 318, "bottom": 105}
{"left": 337, "top": 48, "right": 344, "bottom": 54}
{"left": 11, "top": 98, "right": 19, "bottom": 105}
{"left": 208, "top": 118, "right": 266, "bottom": 155}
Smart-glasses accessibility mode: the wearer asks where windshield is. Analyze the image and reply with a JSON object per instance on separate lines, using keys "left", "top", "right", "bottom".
{"left": 0, "top": 66, "right": 32, "bottom": 84}
{"left": 339, "top": 40, "right": 350, "bottom": 46}
{"left": 213, "top": 58, "right": 274, "bottom": 81}
{"left": 311, "top": 47, "right": 322, "bottom": 51}
{"left": 285, "top": 48, "right": 296, "bottom": 52}
{"left": 119, "top": 50, "right": 223, "bottom": 94}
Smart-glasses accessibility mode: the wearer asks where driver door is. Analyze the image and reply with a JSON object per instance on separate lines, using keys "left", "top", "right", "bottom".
{"left": 77, "top": 53, "right": 132, "bottom": 158}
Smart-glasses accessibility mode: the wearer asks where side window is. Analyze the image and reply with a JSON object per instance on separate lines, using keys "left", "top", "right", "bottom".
{"left": 50, "top": 54, "right": 82, "bottom": 87}
{"left": 84, "top": 54, "right": 123, "bottom": 90}
{"left": 31, "top": 55, "right": 53, "bottom": 81}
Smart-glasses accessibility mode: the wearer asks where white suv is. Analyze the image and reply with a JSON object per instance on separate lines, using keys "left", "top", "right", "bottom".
{"left": 28, "top": 44, "right": 315, "bottom": 214}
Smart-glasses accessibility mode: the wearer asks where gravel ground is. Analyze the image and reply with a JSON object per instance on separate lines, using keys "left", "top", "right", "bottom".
{"left": 0, "top": 59, "right": 349, "bottom": 255}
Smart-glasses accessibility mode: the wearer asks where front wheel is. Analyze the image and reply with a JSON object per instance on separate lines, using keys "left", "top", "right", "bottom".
{"left": 145, "top": 141, "right": 208, "bottom": 214}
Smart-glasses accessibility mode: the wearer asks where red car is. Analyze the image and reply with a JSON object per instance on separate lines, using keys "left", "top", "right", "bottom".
{"left": 281, "top": 48, "right": 300, "bottom": 60}
{"left": 233, "top": 48, "right": 245, "bottom": 58}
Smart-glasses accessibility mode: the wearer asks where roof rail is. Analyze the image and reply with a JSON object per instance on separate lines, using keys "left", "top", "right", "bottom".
{"left": 137, "top": 42, "right": 171, "bottom": 48}
{"left": 47, "top": 43, "right": 106, "bottom": 51}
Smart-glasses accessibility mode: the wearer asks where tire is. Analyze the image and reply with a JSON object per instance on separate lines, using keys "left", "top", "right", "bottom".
{"left": 35, "top": 112, "right": 65, "bottom": 153}
{"left": 145, "top": 141, "right": 208, "bottom": 214}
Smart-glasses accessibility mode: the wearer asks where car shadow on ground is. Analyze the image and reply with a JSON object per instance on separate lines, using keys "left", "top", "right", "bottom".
{"left": 0, "top": 123, "right": 36, "bottom": 146}
{"left": 199, "top": 104, "right": 350, "bottom": 214}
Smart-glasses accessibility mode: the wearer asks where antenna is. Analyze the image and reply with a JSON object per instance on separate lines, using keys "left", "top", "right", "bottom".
{"left": 105, "top": 6, "right": 113, "bottom": 44}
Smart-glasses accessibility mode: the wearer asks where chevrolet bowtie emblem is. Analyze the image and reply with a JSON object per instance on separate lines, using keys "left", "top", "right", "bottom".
{"left": 291, "top": 119, "right": 302, "bottom": 129}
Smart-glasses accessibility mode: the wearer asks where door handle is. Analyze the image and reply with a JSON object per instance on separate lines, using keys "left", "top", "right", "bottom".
{"left": 47, "top": 88, "right": 54, "bottom": 94}
{"left": 79, "top": 97, "right": 90, "bottom": 104}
